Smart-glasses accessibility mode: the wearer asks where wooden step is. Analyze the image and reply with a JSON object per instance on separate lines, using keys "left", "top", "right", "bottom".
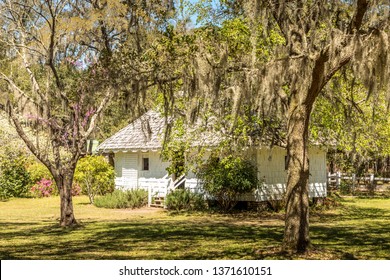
{"left": 150, "top": 197, "right": 165, "bottom": 208}
{"left": 149, "top": 204, "right": 164, "bottom": 208}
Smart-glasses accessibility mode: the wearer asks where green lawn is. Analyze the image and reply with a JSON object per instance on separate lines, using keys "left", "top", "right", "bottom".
{"left": 0, "top": 196, "right": 389, "bottom": 259}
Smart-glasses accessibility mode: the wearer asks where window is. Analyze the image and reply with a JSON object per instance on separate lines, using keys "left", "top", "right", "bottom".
{"left": 142, "top": 157, "right": 149, "bottom": 171}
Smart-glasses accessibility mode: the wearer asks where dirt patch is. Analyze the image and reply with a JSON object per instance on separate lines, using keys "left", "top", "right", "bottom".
{"left": 113, "top": 207, "right": 166, "bottom": 214}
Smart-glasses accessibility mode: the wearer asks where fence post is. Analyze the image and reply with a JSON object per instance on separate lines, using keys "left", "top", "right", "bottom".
{"left": 336, "top": 171, "right": 341, "bottom": 189}
{"left": 370, "top": 174, "right": 374, "bottom": 185}
{"left": 148, "top": 185, "right": 152, "bottom": 207}
{"left": 370, "top": 174, "right": 375, "bottom": 194}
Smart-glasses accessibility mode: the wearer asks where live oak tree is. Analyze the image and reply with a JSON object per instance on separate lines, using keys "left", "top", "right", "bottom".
{"left": 249, "top": 0, "right": 389, "bottom": 253}
{"left": 180, "top": 0, "right": 389, "bottom": 253}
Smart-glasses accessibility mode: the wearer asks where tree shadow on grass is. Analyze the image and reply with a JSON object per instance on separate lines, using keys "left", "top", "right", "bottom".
{"left": 255, "top": 221, "right": 390, "bottom": 260}
{"left": 2, "top": 200, "right": 389, "bottom": 260}
{"left": 0, "top": 218, "right": 284, "bottom": 260}
{"left": 309, "top": 202, "right": 390, "bottom": 259}
{"left": 341, "top": 205, "right": 389, "bottom": 220}
{"left": 310, "top": 224, "right": 390, "bottom": 259}
{"left": 313, "top": 204, "right": 390, "bottom": 223}
{"left": 0, "top": 221, "right": 84, "bottom": 239}
{"left": 81, "top": 219, "right": 284, "bottom": 259}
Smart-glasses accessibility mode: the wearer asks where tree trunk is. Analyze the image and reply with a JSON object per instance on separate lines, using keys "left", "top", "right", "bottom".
{"left": 283, "top": 101, "right": 312, "bottom": 253}
{"left": 56, "top": 173, "right": 77, "bottom": 227}
{"left": 86, "top": 181, "right": 94, "bottom": 204}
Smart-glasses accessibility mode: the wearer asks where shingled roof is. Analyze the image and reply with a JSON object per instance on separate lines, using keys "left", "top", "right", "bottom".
{"left": 97, "top": 110, "right": 224, "bottom": 153}
{"left": 97, "top": 108, "right": 330, "bottom": 153}
{"left": 97, "top": 110, "right": 166, "bottom": 152}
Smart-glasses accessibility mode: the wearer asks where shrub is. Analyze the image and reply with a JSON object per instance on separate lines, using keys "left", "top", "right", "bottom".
{"left": 311, "top": 193, "right": 342, "bottom": 211}
{"left": 27, "top": 161, "right": 53, "bottom": 186}
{"left": 94, "top": 189, "right": 148, "bottom": 209}
{"left": 71, "top": 184, "right": 82, "bottom": 196}
{"left": 74, "top": 155, "right": 115, "bottom": 204}
{"left": 267, "top": 198, "right": 285, "bottom": 212}
{"left": 197, "top": 155, "right": 259, "bottom": 212}
{"left": 339, "top": 181, "right": 351, "bottom": 195}
{"left": 27, "top": 161, "right": 58, "bottom": 196}
{"left": 0, "top": 151, "right": 30, "bottom": 199}
{"left": 30, "top": 178, "right": 55, "bottom": 198}
{"left": 165, "top": 189, "right": 207, "bottom": 211}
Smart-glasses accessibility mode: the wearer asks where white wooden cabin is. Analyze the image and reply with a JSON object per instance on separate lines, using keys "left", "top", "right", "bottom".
{"left": 97, "top": 111, "right": 327, "bottom": 203}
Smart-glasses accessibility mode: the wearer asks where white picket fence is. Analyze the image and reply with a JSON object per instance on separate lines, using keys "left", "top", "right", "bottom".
{"left": 115, "top": 176, "right": 327, "bottom": 207}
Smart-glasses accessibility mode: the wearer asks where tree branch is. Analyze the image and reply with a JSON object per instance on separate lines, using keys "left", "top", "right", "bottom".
{"left": 0, "top": 72, "right": 41, "bottom": 109}
{"left": 82, "top": 86, "right": 114, "bottom": 140}
{"left": 46, "top": 0, "right": 65, "bottom": 94}
{"left": 5, "top": 102, "right": 52, "bottom": 169}
{"left": 348, "top": 0, "right": 370, "bottom": 34}
{"left": 321, "top": 55, "right": 351, "bottom": 91}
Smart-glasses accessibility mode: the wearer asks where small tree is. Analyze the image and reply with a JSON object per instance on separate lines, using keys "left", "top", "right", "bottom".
{"left": 0, "top": 149, "right": 30, "bottom": 199}
{"left": 74, "top": 155, "right": 115, "bottom": 204}
{"left": 197, "top": 155, "right": 259, "bottom": 211}
{"left": 0, "top": 0, "right": 176, "bottom": 226}
{"left": 164, "top": 145, "right": 187, "bottom": 182}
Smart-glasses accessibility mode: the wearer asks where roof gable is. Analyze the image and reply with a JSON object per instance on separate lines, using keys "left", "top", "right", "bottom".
{"left": 97, "top": 110, "right": 166, "bottom": 152}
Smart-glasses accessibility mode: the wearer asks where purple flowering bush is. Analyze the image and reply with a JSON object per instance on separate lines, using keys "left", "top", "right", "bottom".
{"left": 30, "top": 178, "right": 82, "bottom": 198}
{"left": 30, "top": 178, "right": 55, "bottom": 198}
{"left": 71, "top": 184, "right": 82, "bottom": 196}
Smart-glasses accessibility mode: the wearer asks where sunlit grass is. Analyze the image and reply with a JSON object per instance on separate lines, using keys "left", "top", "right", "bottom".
{"left": 0, "top": 196, "right": 389, "bottom": 259}
{"left": 309, "top": 197, "right": 390, "bottom": 259}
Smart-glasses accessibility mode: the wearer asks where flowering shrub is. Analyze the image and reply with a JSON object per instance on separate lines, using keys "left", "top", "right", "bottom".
{"left": 30, "top": 178, "right": 55, "bottom": 198}
{"left": 71, "top": 184, "right": 82, "bottom": 196}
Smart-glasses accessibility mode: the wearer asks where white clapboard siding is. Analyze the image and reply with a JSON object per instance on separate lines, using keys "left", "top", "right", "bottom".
{"left": 115, "top": 152, "right": 138, "bottom": 188}
{"left": 308, "top": 147, "right": 327, "bottom": 185}
{"left": 113, "top": 147, "right": 328, "bottom": 200}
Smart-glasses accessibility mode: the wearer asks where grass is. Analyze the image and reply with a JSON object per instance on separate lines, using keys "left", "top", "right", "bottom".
{"left": 0, "top": 196, "right": 389, "bottom": 259}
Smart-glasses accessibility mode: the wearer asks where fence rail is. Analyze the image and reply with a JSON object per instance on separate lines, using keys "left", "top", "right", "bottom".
{"left": 115, "top": 176, "right": 205, "bottom": 207}
{"left": 327, "top": 172, "right": 390, "bottom": 192}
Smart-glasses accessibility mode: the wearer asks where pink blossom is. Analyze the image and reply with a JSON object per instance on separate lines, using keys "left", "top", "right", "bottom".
{"left": 30, "top": 178, "right": 54, "bottom": 198}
